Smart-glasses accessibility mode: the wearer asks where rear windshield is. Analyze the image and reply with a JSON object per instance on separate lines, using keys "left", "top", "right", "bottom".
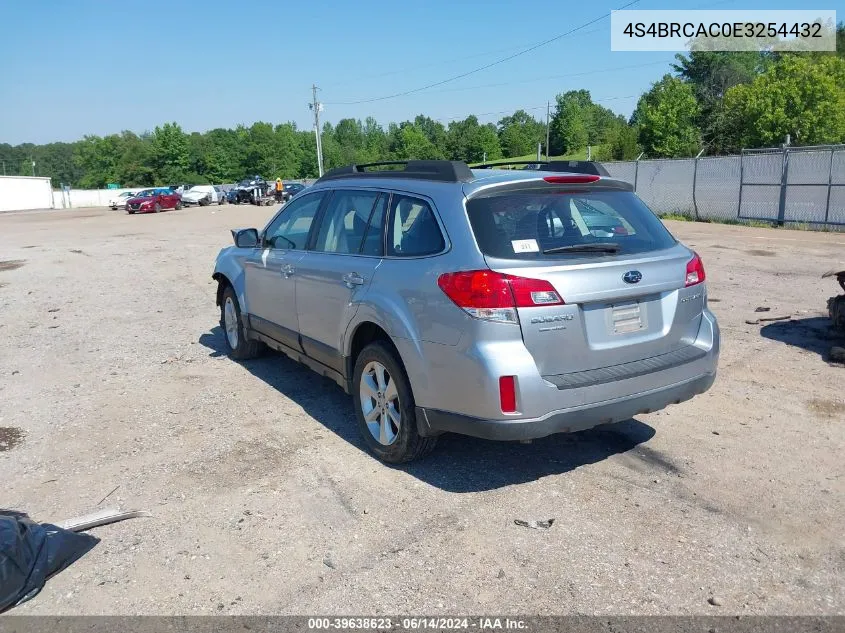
{"left": 466, "top": 189, "right": 676, "bottom": 260}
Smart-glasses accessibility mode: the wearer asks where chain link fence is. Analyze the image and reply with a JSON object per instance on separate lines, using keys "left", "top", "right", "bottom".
{"left": 601, "top": 144, "right": 845, "bottom": 228}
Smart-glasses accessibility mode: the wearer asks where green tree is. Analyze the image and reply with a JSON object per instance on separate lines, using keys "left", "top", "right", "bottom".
{"left": 389, "top": 123, "right": 442, "bottom": 160}
{"left": 497, "top": 110, "right": 545, "bottom": 158}
{"left": 363, "top": 117, "right": 388, "bottom": 160}
{"left": 413, "top": 115, "right": 448, "bottom": 156}
{"left": 204, "top": 128, "right": 242, "bottom": 183}
{"left": 73, "top": 135, "right": 123, "bottom": 187}
{"left": 116, "top": 131, "right": 154, "bottom": 186}
{"left": 150, "top": 122, "right": 189, "bottom": 183}
{"left": 334, "top": 118, "right": 367, "bottom": 165}
{"left": 595, "top": 124, "right": 640, "bottom": 161}
{"left": 633, "top": 75, "right": 701, "bottom": 157}
{"left": 445, "top": 116, "right": 501, "bottom": 162}
{"left": 672, "top": 50, "right": 768, "bottom": 152}
{"left": 550, "top": 90, "right": 590, "bottom": 155}
{"left": 722, "top": 55, "right": 845, "bottom": 148}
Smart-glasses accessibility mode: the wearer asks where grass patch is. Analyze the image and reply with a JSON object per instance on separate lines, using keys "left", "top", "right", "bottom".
{"left": 660, "top": 213, "right": 693, "bottom": 222}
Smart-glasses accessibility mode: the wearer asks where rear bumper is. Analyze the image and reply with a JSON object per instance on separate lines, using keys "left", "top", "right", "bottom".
{"left": 416, "top": 371, "right": 716, "bottom": 441}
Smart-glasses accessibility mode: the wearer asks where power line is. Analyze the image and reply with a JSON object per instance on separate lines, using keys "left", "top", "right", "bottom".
{"left": 371, "top": 59, "right": 675, "bottom": 100}
{"left": 321, "top": 25, "right": 605, "bottom": 91}
{"left": 323, "top": 0, "right": 642, "bottom": 106}
{"left": 436, "top": 95, "right": 638, "bottom": 123}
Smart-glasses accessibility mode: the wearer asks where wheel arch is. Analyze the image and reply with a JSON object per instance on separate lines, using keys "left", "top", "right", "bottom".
{"left": 212, "top": 263, "right": 248, "bottom": 315}
{"left": 343, "top": 316, "right": 428, "bottom": 397}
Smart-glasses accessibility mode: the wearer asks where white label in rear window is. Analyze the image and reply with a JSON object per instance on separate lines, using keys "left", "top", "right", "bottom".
{"left": 511, "top": 239, "right": 539, "bottom": 253}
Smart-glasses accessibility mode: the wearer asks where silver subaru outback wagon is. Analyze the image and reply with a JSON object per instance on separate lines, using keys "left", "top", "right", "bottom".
{"left": 212, "top": 160, "right": 719, "bottom": 463}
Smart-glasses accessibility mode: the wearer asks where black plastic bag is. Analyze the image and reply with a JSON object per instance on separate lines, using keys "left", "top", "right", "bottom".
{"left": 0, "top": 513, "right": 99, "bottom": 612}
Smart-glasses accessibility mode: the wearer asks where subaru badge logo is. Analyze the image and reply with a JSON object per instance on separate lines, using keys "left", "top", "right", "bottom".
{"left": 623, "top": 270, "right": 642, "bottom": 284}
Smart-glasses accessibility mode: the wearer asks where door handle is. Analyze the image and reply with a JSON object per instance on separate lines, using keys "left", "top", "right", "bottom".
{"left": 342, "top": 272, "right": 365, "bottom": 288}
{"left": 281, "top": 264, "right": 295, "bottom": 278}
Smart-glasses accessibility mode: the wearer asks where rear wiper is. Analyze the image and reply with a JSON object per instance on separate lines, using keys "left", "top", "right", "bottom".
{"left": 543, "top": 243, "right": 620, "bottom": 254}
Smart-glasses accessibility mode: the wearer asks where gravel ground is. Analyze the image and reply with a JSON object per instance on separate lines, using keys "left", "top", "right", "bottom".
{"left": 1, "top": 205, "right": 843, "bottom": 615}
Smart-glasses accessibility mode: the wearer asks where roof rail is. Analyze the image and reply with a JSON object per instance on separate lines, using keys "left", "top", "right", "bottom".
{"left": 473, "top": 159, "right": 610, "bottom": 177}
{"left": 316, "top": 160, "right": 474, "bottom": 183}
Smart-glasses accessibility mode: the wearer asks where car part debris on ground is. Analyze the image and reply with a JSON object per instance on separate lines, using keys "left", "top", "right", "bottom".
{"left": 0, "top": 513, "right": 99, "bottom": 613}
{"left": 514, "top": 519, "right": 555, "bottom": 530}
{"left": 57, "top": 508, "right": 150, "bottom": 532}
{"left": 745, "top": 315, "right": 791, "bottom": 325}
{"left": 0, "top": 508, "right": 149, "bottom": 612}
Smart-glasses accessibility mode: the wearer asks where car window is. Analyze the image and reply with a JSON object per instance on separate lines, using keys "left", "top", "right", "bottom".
{"left": 360, "top": 194, "right": 387, "bottom": 256}
{"left": 314, "top": 190, "right": 380, "bottom": 254}
{"left": 466, "top": 190, "right": 675, "bottom": 260}
{"left": 263, "top": 192, "right": 324, "bottom": 250}
{"left": 387, "top": 195, "right": 444, "bottom": 257}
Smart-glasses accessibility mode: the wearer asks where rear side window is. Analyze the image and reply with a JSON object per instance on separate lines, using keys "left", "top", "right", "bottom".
{"left": 314, "top": 190, "right": 380, "bottom": 254}
{"left": 360, "top": 194, "right": 387, "bottom": 256}
{"left": 466, "top": 190, "right": 676, "bottom": 260}
{"left": 387, "top": 195, "right": 444, "bottom": 257}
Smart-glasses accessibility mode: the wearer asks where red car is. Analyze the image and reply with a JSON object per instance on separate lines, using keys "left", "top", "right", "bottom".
{"left": 125, "top": 188, "right": 182, "bottom": 214}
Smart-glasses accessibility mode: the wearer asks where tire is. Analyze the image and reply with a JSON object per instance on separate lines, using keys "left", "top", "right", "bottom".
{"left": 199, "top": 198, "right": 209, "bottom": 207}
{"left": 220, "top": 284, "right": 264, "bottom": 360}
{"left": 154, "top": 203, "right": 161, "bottom": 213}
{"left": 352, "top": 341, "right": 437, "bottom": 463}
{"left": 175, "top": 201, "right": 182, "bottom": 210}
{"left": 128, "top": 210, "right": 135, "bottom": 214}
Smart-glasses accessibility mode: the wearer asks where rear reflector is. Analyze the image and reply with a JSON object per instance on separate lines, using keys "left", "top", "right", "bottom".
{"left": 543, "top": 174, "right": 601, "bottom": 184}
{"left": 437, "top": 270, "right": 564, "bottom": 324}
{"left": 499, "top": 376, "right": 516, "bottom": 413}
{"left": 685, "top": 252, "right": 706, "bottom": 287}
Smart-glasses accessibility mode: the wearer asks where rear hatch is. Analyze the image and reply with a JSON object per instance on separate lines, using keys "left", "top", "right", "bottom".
{"left": 465, "top": 179, "right": 706, "bottom": 378}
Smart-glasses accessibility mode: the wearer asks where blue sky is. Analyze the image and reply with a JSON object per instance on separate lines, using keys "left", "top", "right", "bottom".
{"left": 0, "top": 0, "right": 825, "bottom": 144}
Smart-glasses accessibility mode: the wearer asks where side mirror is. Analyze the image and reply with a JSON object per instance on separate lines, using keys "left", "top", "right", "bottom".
{"left": 232, "top": 228, "right": 259, "bottom": 248}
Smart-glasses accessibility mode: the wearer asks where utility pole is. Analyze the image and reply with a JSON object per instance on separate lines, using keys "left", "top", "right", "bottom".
{"left": 545, "top": 101, "right": 551, "bottom": 161}
{"left": 309, "top": 85, "right": 324, "bottom": 177}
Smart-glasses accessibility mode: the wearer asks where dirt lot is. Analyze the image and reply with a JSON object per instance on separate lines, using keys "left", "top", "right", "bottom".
{"left": 1, "top": 205, "right": 844, "bottom": 615}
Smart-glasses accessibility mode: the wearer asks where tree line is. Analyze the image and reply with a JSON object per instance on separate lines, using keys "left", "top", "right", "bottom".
{"left": 2, "top": 28, "right": 843, "bottom": 189}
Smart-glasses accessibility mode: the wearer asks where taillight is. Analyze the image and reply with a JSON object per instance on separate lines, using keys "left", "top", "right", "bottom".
{"left": 543, "top": 174, "right": 600, "bottom": 184}
{"left": 499, "top": 376, "right": 517, "bottom": 413}
{"left": 437, "top": 270, "right": 564, "bottom": 324}
{"left": 685, "top": 252, "right": 706, "bottom": 287}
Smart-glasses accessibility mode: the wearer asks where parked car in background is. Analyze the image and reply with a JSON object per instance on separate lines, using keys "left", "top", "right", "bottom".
{"left": 214, "top": 186, "right": 228, "bottom": 204}
{"left": 229, "top": 176, "right": 271, "bottom": 205}
{"left": 181, "top": 185, "right": 226, "bottom": 206}
{"left": 108, "top": 191, "right": 136, "bottom": 210}
{"left": 282, "top": 182, "right": 306, "bottom": 201}
{"left": 125, "top": 188, "right": 182, "bottom": 214}
{"left": 167, "top": 184, "right": 195, "bottom": 196}
{"left": 212, "top": 160, "right": 719, "bottom": 463}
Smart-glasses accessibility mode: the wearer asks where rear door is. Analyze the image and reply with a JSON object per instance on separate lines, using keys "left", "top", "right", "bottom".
{"left": 295, "top": 190, "right": 386, "bottom": 372}
{"left": 466, "top": 185, "right": 704, "bottom": 376}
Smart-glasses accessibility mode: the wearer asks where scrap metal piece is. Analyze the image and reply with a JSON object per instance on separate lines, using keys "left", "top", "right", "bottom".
{"left": 514, "top": 518, "right": 555, "bottom": 530}
{"left": 822, "top": 269, "right": 845, "bottom": 292}
{"left": 57, "top": 508, "right": 150, "bottom": 533}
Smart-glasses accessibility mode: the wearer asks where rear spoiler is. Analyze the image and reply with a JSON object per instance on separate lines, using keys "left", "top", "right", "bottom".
{"left": 473, "top": 160, "right": 610, "bottom": 177}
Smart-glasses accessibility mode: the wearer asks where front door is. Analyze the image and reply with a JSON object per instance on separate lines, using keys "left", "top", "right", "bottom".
{"left": 243, "top": 191, "right": 326, "bottom": 350}
{"left": 296, "top": 190, "right": 387, "bottom": 372}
